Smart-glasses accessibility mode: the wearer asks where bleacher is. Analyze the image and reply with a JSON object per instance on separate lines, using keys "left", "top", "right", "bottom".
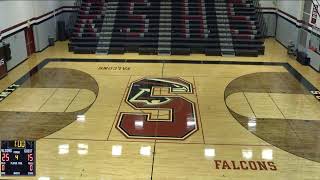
{"left": 69, "top": 0, "right": 265, "bottom": 56}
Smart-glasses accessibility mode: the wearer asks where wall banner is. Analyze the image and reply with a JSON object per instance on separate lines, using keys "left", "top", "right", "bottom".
{"left": 310, "top": 1, "right": 320, "bottom": 28}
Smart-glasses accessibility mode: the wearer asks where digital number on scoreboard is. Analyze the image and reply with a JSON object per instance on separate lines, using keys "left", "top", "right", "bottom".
{"left": 1, "top": 140, "right": 35, "bottom": 176}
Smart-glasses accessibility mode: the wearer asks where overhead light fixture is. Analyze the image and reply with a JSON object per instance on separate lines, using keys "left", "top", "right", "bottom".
{"left": 140, "top": 146, "right": 152, "bottom": 156}
{"left": 58, "top": 144, "right": 69, "bottom": 155}
{"left": 76, "top": 115, "right": 86, "bottom": 122}
{"left": 135, "top": 120, "right": 144, "bottom": 129}
{"left": 248, "top": 121, "right": 256, "bottom": 127}
{"left": 77, "top": 143, "right": 88, "bottom": 155}
{"left": 112, "top": 145, "right": 122, "bottom": 156}
{"left": 262, "top": 149, "right": 273, "bottom": 160}
{"left": 204, "top": 148, "right": 215, "bottom": 158}
{"left": 187, "top": 120, "right": 196, "bottom": 127}
{"left": 38, "top": 177, "right": 50, "bottom": 180}
{"left": 248, "top": 117, "right": 257, "bottom": 131}
{"left": 242, "top": 149, "right": 253, "bottom": 160}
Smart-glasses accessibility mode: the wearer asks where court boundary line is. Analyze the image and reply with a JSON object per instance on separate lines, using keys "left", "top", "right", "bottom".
{"left": 3, "top": 58, "right": 317, "bottom": 103}
{"left": 43, "top": 137, "right": 273, "bottom": 146}
{"left": 192, "top": 77, "right": 206, "bottom": 144}
{"left": 106, "top": 75, "right": 133, "bottom": 141}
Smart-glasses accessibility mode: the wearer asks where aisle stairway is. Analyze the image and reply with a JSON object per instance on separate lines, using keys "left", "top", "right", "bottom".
{"left": 69, "top": 0, "right": 265, "bottom": 56}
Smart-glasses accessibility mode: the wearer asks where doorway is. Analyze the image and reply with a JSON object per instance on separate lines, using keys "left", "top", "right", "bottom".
{"left": 24, "top": 26, "right": 35, "bottom": 56}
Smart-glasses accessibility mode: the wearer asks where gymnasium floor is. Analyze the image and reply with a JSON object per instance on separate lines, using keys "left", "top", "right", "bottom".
{"left": 0, "top": 38, "right": 320, "bottom": 179}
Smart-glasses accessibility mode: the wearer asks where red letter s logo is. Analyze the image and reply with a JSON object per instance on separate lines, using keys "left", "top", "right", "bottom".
{"left": 117, "top": 78, "right": 198, "bottom": 139}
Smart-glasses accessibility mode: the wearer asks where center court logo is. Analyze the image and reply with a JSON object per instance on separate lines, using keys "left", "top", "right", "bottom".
{"left": 117, "top": 77, "right": 198, "bottom": 140}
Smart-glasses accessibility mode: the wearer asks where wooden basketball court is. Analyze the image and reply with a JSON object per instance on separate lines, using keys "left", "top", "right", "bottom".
{"left": 0, "top": 39, "right": 320, "bottom": 179}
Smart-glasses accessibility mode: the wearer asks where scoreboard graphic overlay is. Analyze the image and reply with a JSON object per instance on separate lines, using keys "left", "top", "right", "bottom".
{"left": 1, "top": 140, "right": 35, "bottom": 176}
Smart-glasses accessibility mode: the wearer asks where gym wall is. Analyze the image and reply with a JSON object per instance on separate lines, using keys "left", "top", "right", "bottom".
{"left": 0, "top": 0, "right": 76, "bottom": 70}
{"left": 261, "top": 0, "right": 320, "bottom": 71}
{"left": 0, "top": 1, "right": 319, "bottom": 71}
{"left": 276, "top": 0, "right": 304, "bottom": 48}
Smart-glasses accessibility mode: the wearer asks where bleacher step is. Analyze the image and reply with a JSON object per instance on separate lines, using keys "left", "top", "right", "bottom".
{"left": 70, "top": 0, "right": 265, "bottom": 56}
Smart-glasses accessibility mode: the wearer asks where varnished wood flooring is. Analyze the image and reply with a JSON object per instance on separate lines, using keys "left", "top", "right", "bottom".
{"left": 0, "top": 38, "right": 319, "bottom": 179}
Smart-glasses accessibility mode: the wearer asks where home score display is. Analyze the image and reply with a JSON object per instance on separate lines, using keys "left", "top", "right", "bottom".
{"left": 1, "top": 140, "right": 35, "bottom": 176}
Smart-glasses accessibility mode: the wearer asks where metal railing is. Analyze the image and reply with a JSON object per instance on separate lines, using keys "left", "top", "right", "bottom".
{"left": 312, "top": 0, "right": 320, "bottom": 16}
{"left": 253, "top": 0, "right": 267, "bottom": 38}
{"left": 68, "top": 0, "right": 82, "bottom": 34}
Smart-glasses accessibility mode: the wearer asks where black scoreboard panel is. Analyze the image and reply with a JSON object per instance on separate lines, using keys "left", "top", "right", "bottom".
{"left": 1, "top": 140, "right": 35, "bottom": 176}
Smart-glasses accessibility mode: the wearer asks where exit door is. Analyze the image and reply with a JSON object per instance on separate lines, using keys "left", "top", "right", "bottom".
{"left": 24, "top": 27, "right": 35, "bottom": 56}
